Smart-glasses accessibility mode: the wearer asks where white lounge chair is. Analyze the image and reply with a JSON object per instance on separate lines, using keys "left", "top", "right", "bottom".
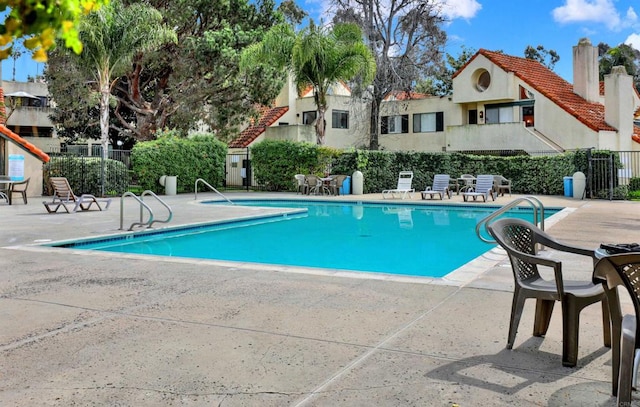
{"left": 382, "top": 171, "right": 414, "bottom": 199}
{"left": 461, "top": 174, "right": 495, "bottom": 202}
{"left": 421, "top": 174, "right": 452, "bottom": 200}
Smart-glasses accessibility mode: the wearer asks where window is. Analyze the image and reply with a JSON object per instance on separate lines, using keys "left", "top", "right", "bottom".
{"left": 485, "top": 106, "right": 514, "bottom": 124}
{"left": 475, "top": 69, "right": 491, "bottom": 92}
{"left": 381, "top": 115, "right": 408, "bottom": 134}
{"left": 332, "top": 110, "right": 349, "bottom": 129}
{"left": 413, "top": 112, "right": 444, "bottom": 132}
{"left": 302, "top": 111, "right": 317, "bottom": 125}
{"left": 522, "top": 106, "right": 534, "bottom": 127}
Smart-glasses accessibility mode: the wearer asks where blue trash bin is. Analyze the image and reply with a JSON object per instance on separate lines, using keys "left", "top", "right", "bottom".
{"left": 563, "top": 176, "right": 573, "bottom": 197}
{"left": 340, "top": 176, "right": 351, "bottom": 195}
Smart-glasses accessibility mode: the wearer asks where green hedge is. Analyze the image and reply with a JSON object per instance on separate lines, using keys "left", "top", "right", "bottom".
{"left": 251, "top": 142, "right": 587, "bottom": 195}
{"left": 131, "top": 132, "right": 226, "bottom": 193}
{"left": 331, "top": 150, "right": 579, "bottom": 195}
{"left": 43, "top": 156, "right": 129, "bottom": 196}
{"left": 250, "top": 139, "right": 340, "bottom": 191}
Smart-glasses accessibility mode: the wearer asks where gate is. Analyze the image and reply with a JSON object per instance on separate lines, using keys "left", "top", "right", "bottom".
{"left": 225, "top": 148, "right": 253, "bottom": 191}
{"left": 587, "top": 150, "right": 615, "bottom": 200}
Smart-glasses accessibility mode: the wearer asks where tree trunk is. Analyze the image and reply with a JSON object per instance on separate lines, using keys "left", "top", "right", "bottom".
{"left": 99, "top": 82, "right": 110, "bottom": 197}
{"left": 100, "top": 83, "right": 110, "bottom": 160}
{"left": 316, "top": 107, "right": 326, "bottom": 145}
{"left": 369, "top": 97, "right": 380, "bottom": 150}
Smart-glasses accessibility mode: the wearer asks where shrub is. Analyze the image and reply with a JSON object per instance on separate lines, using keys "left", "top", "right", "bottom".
{"left": 250, "top": 140, "right": 340, "bottom": 191}
{"left": 131, "top": 131, "right": 226, "bottom": 193}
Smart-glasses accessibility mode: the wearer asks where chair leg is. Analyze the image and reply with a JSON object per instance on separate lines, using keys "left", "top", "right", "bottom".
{"left": 618, "top": 315, "right": 636, "bottom": 405}
{"left": 533, "top": 299, "right": 555, "bottom": 337}
{"left": 601, "top": 298, "right": 612, "bottom": 348}
{"left": 562, "top": 299, "right": 580, "bottom": 367}
{"left": 507, "top": 293, "right": 527, "bottom": 349}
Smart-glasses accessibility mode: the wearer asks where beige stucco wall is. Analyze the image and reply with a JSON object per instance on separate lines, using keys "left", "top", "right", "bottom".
{"left": 452, "top": 55, "right": 517, "bottom": 104}
{"left": 5, "top": 144, "right": 44, "bottom": 197}
{"left": 445, "top": 122, "right": 556, "bottom": 151}
{"left": 532, "top": 91, "right": 599, "bottom": 149}
{"left": 3, "top": 80, "right": 53, "bottom": 128}
{"left": 378, "top": 96, "right": 462, "bottom": 152}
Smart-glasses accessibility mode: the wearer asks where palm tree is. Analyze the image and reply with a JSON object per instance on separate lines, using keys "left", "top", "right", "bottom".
{"left": 77, "top": 0, "right": 176, "bottom": 163}
{"left": 242, "top": 21, "right": 376, "bottom": 145}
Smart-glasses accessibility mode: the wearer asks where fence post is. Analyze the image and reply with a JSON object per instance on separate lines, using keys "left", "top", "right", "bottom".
{"left": 246, "top": 147, "right": 250, "bottom": 192}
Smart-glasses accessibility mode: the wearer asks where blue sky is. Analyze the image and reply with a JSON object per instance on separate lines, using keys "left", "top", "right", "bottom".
{"left": 3, "top": 0, "right": 640, "bottom": 83}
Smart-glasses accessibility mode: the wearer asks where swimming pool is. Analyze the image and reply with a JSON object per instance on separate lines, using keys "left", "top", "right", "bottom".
{"left": 57, "top": 200, "right": 560, "bottom": 279}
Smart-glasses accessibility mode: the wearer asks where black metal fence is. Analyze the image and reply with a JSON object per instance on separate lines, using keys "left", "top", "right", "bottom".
{"left": 43, "top": 147, "right": 132, "bottom": 196}
{"left": 588, "top": 150, "right": 640, "bottom": 200}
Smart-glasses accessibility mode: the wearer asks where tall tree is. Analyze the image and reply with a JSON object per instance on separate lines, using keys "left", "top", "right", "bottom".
{"left": 116, "top": 0, "right": 284, "bottom": 141}
{"left": 241, "top": 21, "right": 376, "bottom": 145}
{"left": 524, "top": 45, "right": 560, "bottom": 70}
{"left": 332, "top": 0, "right": 446, "bottom": 150}
{"left": 416, "top": 45, "right": 476, "bottom": 96}
{"left": 76, "top": 0, "right": 176, "bottom": 162}
{"left": 599, "top": 43, "right": 640, "bottom": 78}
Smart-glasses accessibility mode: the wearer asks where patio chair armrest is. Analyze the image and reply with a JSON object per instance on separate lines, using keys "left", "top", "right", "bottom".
{"left": 510, "top": 249, "right": 566, "bottom": 295}
{"left": 536, "top": 230, "right": 596, "bottom": 259}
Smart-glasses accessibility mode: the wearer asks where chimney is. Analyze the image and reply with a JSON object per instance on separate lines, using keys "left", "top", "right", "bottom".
{"left": 605, "top": 65, "right": 634, "bottom": 150}
{"left": 573, "top": 38, "right": 600, "bottom": 103}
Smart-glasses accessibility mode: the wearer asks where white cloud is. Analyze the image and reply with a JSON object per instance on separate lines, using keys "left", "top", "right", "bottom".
{"left": 625, "top": 7, "right": 638, "bottom": 25}
{"left": 552, "top": 0, "right": 621, "bottom": 30}
{"left": 439, "top": 0, "right": 482, "bottom": 20}
{"left": 625, "top": 33, "right": 640, "bottom": 50}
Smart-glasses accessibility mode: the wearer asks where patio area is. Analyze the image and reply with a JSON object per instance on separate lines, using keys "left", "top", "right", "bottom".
{"left": 0, "top": 191, "right": 638, "bottom": 406}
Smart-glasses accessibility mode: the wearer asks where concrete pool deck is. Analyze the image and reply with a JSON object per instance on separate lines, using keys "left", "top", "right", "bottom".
{"left": 1, "top": 191, "right": 639, "bottom": 406}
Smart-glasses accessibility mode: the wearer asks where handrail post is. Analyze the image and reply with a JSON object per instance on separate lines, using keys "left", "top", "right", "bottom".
{"left": 476, "top": 196, "right": 546, "bottom": 244}
{"left": 194, "top": 178, "right": 234, "bottom": 204}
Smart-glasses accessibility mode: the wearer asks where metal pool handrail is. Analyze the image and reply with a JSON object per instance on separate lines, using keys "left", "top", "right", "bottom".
{"left": 194, "top": 178, "right": 234, "bottom": 204}
{"left": 476, "top": 196, "right": 545, "bottom": 244}
{"left": 120, "top": 190, "right": 173, "bottom": 231}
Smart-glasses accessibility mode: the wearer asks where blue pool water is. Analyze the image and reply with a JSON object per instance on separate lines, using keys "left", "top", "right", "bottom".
{"left": 59, "top": 200, "right": 560, "bottom": 278}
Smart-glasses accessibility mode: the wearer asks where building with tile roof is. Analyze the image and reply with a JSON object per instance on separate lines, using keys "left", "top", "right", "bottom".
{"left": 0, "top": 83, "right": 51, "bottom": 199}
{"left": 230, "top": 38, "right": 640, "bottom": 155}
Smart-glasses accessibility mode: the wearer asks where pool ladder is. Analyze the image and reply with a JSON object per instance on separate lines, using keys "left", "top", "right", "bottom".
{"left": 194, "top": 178, "right": 234, "bottom": 204}
{"left": 476, "top": 196, "right": 546, "bottom": 244}
{"left": 120, "top": 190, "right": 173, "bottom": 231}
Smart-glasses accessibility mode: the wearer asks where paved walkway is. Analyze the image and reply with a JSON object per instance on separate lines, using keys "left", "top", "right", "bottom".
{"left": 1, "top": 191, "right": 639, "bottom": 406}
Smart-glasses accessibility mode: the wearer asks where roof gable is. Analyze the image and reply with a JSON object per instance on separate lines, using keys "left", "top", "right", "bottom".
{"left": 471, "top": 49, "right": 615, "bottom": 133}
{"left": 228, "top": 106, "right": 289, "bottom": 148}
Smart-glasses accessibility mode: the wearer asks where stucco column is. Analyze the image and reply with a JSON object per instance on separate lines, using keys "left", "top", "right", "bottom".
{"left": 605, "top": 65, "right": 634, "bottom": 151}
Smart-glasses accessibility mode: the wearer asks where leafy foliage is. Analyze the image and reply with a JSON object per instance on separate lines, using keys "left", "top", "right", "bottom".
{"left": 47, "top": 0, "right": 284, "bottom": 144}
{"left": 250, "top": 139, "right": 339, "bottom": 191}
{"left": 253, "top": 147, "right": 582, "bottom": 196}
{"left": 130, "top": 131, "right": 226, "bottom": 193}
{"left": 76, "top": 0, "right": 177, "bottom": 159}
{"left": 241, "top": 21, "right": 375, "bottom": 145}
{"left": 524, "top": 45, "right": 560, "bottom": 70}
{"left": 416, "top": 46, "right": 476, "bottom": 96}
{"left": 0, "top": 0, "right": 108, "bottom": 61}
{"left": 598, "top": 42, "right": 640, "bottom": 92}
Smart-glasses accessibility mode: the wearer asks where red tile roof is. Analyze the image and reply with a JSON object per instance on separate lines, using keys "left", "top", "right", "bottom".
{"left": 633, "top": 125, "right": 640, "bottom": 144}
{"left": 0, "top": 88, "right": 50, "bottom": 163}
{"left": 228, "top": 106, "right": 289, "bottom": 148}
{"left": 459, "top": 49, "right": 616, "bottom": 133}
